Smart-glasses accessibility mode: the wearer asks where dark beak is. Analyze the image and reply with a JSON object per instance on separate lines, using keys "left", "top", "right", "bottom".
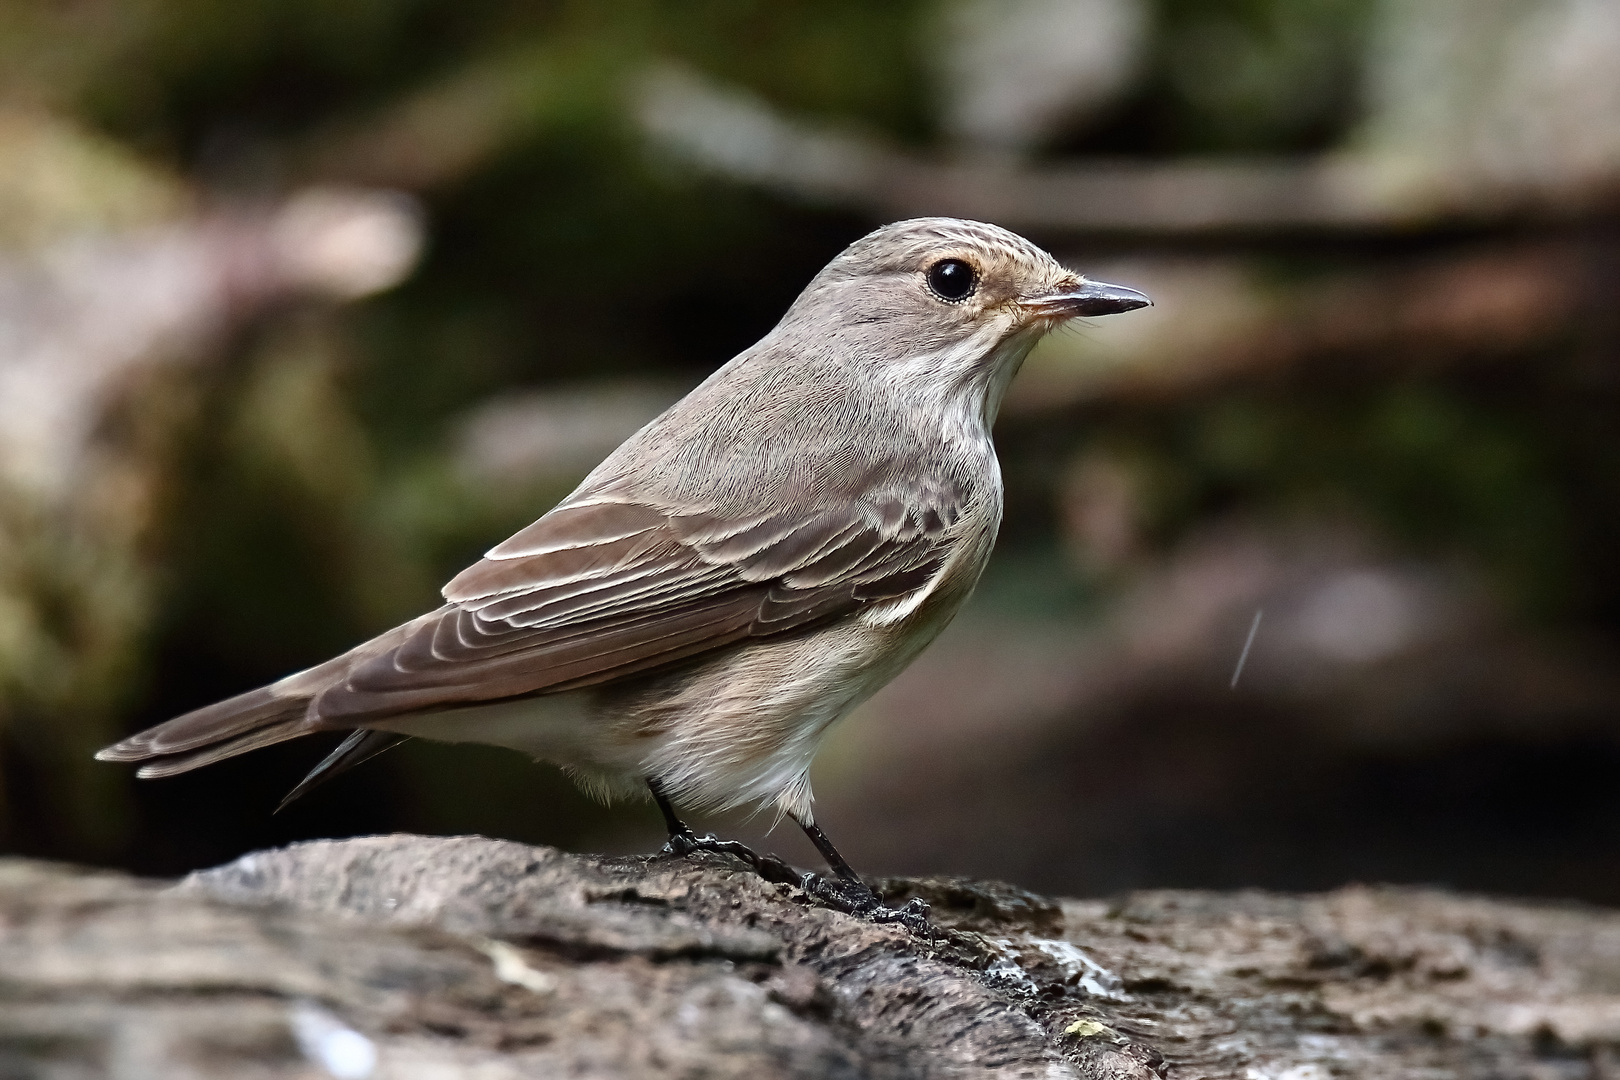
{"left": 1030, "top": 279, "right": 1152, "bottom": 318}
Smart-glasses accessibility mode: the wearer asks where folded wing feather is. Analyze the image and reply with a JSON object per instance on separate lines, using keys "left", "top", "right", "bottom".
{"left": 313, "top": 487, "right": 960, "bottom": 723}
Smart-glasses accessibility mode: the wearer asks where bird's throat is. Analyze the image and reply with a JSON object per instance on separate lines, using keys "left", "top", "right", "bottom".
{"left": 976, "top": 329, "right": 1042, "bottom": 430}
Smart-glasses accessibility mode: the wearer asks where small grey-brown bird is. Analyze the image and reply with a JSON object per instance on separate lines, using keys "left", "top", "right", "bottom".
{"left": 98, "top": 217, "right": 1148, "bottom": 925}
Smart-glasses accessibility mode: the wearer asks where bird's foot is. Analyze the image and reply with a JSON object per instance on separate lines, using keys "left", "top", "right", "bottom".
{"left": 660, "top": 829, "right": 803, "bottom": 890}
{"left": 798, "top": 872, "right": 935, "bottom": 936}
{"left": 659, "top": 830, "right": 933, "bottom": 935}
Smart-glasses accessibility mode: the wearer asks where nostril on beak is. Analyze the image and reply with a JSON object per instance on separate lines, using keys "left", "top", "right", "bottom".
{"left": 1034, "top": 280, "right": 1151, "bottom": 317}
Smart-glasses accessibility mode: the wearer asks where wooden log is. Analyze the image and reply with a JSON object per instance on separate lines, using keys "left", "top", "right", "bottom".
{"left": 4, "top": 834, "right": 1619, "bottom": 1077}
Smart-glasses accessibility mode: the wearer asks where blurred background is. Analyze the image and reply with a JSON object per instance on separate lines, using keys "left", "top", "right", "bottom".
{"left": 3, "top": 0, "right": 1620, "bottom": 904}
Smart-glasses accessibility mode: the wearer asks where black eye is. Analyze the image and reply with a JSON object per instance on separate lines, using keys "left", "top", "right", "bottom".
{"left": 926, "top": 258, "right": 977, "bottom": 302}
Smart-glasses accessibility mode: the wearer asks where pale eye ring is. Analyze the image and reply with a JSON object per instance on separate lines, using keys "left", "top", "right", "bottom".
{"left": 926, "top": 258, "right": 977, "bottom": 302}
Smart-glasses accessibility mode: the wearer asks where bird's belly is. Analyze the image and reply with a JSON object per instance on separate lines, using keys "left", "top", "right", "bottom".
{"left": 588, "top": 539, "right": 992, "bottom": 819}
{"left": 371, "top": 692, "right": 598, "bottom": 761}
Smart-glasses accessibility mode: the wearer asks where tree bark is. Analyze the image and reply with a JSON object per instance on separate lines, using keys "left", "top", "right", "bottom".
{"left": 4, "top": 834, "right": 1619, "bottom": 1078}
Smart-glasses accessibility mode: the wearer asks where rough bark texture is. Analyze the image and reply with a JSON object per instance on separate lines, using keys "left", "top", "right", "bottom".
{"left": 4, "top": 834, "right": 1620, "bottom": 1078}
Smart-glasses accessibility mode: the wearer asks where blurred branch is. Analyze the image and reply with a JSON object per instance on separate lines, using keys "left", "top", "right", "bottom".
{"left": 452, "top": 380, "right": 685, "bottom": 488}
{"left": 297, "top": 44, "right": 615, "bottom": 191}
{"left": 635, "top": 64, "right": 1620, "bottom": 235}
{"left": 1007, "top": 240, "right": 1587, "bottom": 413}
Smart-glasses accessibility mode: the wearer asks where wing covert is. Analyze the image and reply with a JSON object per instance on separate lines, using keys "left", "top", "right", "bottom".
{"left": 313, "top": 483, "right": 964, "bottom": 724}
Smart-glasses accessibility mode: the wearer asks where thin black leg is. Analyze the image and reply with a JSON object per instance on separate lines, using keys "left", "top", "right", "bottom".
{"left": 647, "top": 779, "right": 934, "bottom": 936}
{"left": 647, "top": 779, "right": 802, "bottom": 889}
{"left": 799, "top": 821, "right": 866, "bottom": 887}
{"left": 649, "top": 779, "right": 689, "bottom": 838}
{"left": 792, "top": 816, "right": 933, "bottom": 934}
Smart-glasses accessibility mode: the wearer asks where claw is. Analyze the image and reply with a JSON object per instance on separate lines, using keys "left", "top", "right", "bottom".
{"left": 659, "top": 830, "right": 803, "bottom": 889}
{"left": 798, "top": 872, "right": 936, "bottom": 936}
{"left": 648, "top": 781, "right": 935, "bottom": 936}
{"left": 660, "top": 833, "right": 936, "bottom": 935}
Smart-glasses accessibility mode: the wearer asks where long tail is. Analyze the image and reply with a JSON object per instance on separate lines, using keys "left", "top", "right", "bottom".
{"left": 96, "top": 685, "right": 315, "bottom": 778}
{"left": 97, "top": 679, "right": 411, "bottom": 805}
{"left": 97, "top": 619, "right": 424, "bottom": 799}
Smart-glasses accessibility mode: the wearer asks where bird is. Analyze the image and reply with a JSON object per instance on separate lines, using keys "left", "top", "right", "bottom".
{"left": 97, "top": 217, "right": 1149, "bottom": 926}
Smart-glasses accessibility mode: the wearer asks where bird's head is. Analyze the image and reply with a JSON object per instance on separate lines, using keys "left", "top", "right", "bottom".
{"left": 783, "top": 217, "right": 1149, "bottom": 368}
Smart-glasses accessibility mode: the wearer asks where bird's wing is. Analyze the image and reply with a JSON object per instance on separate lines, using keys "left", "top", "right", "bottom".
{"left": 311, "top": 485, "right": 962, "bottom": 723}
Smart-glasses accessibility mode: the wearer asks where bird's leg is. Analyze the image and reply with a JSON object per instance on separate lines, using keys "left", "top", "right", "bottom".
{"left": 648, "top": 780, "right": 802, "bottom": 889}
{"left": 793, "top": 817, "right": 934, "bottom": 935}
{"left": 648, "top": 781, "right": 933, "bottom": 935}
{"left": 799, "top": 820, "right": 870, "bottom": 893}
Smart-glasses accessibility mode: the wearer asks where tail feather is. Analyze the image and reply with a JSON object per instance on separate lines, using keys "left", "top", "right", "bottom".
{"left": 276, "top": 729, "right": 408, "bottom": 811}
{"left": 133, "top": 718, "right": 311, "bottom": 778}
{"left": 97, "top": 686, "right": 312, "bottom": 769}
{"left": 94, "top": 622, "right": 419, "bottom": 790}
